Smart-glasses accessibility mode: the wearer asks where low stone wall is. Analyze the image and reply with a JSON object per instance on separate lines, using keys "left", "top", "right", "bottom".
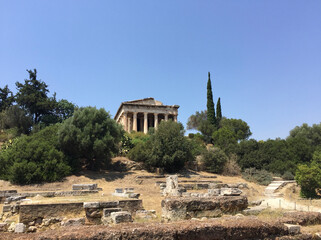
{"left": 162, "top": 196, "right": 248, "bottom": 221}
{"left": 19, "top": 202, "right": 84, "bottom": 224}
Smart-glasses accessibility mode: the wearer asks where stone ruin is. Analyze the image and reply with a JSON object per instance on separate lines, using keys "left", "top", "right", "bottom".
{"left": 112, "top": 188, "right": 140, "bottom": 199}
{"left": 161, "top": 175, "right": 249, "bottom": 221}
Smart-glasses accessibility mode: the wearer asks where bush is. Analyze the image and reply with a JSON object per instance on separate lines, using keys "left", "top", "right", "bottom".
{"left": 201, "top": 147, "right": 228, "bottom": 174}
{"left": 143, "top": 120, "right": 194, "bottom": 172}
{"left": 0, "top": 125, "right": 71, "bottom": 184}
{"left": 127, "top": 141, "right": 150, "bottom": 162}
{"left": 222, "top": 154, "right": 241, "bottom": 176}
{"left": 282, "top": 171, "right": 294, "bottom": 180}
{"left": 295, "top": 164, "right": 321, "bottom": 198}
{"left": 242, "top": 168, "right": 273, "bottom": 186}
{"left": 58, "top": 107, "right": 123, "bottom": 170}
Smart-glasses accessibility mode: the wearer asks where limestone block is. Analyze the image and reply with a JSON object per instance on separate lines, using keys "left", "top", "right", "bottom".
{"left": 111, "top": 211, "right": 132, "bottom": 224}
{"left": 100, "top": 201, "right": 119, "bottom": 208}
{"left": 136, "top": 210, "right": 157, "bottom": 219}
{"left": 115, "top": 188, "right": 123, "bottom": 193}
{"left": 128, "top": 193, "right": 140, "bottom": 199}
{"left": 83, "top": 202, "right": 100, "bottom": 208}
{"left": 2, "top": 205, "right": 12, "bottom": 212}
{"left": 243, "top": 206, "right": 267, "bottom": 215}
{"left": 27, "top": 226, "right": 37, "bottom": 232}
{"left": 61, "top": 218, "right": 85, "bottom": 226}
{"left": 72, "top": 184, "right": 97, "bottom": 190}
{"left": 284, "top": 224, "right": 301, "bottom": 235}
{"left": 103, "top": 208, "right": 121, "bottom": 217}
{"left": 85, "top": 208, "right": 101, "bottom": 218}
{"left": 124, "top": 188, "right": 134, "bottom": 193}
{"left": 15, "top": 223, "right": 26, "bottom": 233}
{"left": 314, "top": 232, "right": 321, "bottom": 240}
{"left": 191, "top": 193, "right": 200, "bottom": 197}
{"left": 0, "top": 223, "right": 8, "bottom": 232}
{"left": 208, "top": 188, "right": 220, "bottom": 196}
{"left": 220, "top": 188, "right": 242, "bottom": 196}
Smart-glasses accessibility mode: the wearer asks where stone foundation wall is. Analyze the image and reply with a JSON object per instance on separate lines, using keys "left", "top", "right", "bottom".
{"left": 162, "top": 196, "right": 248, "bottom": 221}
{"left": 19, "top": 203, "right": 84, "bottom": 224}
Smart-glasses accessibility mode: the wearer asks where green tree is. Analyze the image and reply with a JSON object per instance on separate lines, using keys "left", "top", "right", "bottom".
{"left": 216, "top": 97, "right": 222, "bottom": 125}
{"left": 219, "top": 118, "right": 252, "bottom": 141}
{"left": 0, "top": 85, "right": 15, "bottom": 112}
{"left": 144, "top": 120, "right": 194, "bottom": 172}
{"left": 201, "top": 147, "right": 228, "bottom": 174}
{"left": 0, "top": 125, "right": 71, "bottom": 184}
{"left": 296, "top": 164, "right": 321, "bottom": 198}
{"left": 288, "top": 123, "right": 321, "bottom": 147}
{"left": 15, "top": 69, "right": 55, "bottom": 124}
{"left": 212, "top": 126, "right": 237, "bottom": 153}
{"left": 186, "top": 110, "right": 207, "bottom": 130}
{"left": 0, "top": 105, "right": 32, "bottom": 134}
{"left": 58, "top": 107, "right": 123, "bottom": 170}
{"left": 207, "top": 72, "right": 216, "bottom": 127}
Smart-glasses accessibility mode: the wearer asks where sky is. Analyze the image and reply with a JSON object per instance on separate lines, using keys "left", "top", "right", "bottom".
{"left": 0, "top": 0, "right": 320, "bottom": 140}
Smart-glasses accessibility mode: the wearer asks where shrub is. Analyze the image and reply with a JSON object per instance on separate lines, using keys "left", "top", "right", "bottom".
{"left": 144, "top": 120, "right": 194, "bottom": 172}
{"left": 222, "top": 154, "right": 241, "bottom": 176}
{"left": 0, "top": 125, "right": 71, "bottom": 184}
{"left": 127, "top": 141, "right": 150, "bottom": 162}
{"left": 201, "top": 147, "right": 228, "bottom": 174}
{"left": 295, "top": 164, "right": 321, "bottom": 198}
{"left": 58, "top": 107, "right": 123, "bottom": 170}
{"left": 282, "top": 171, "right": 294, "bottom": 180}
{"left": 242, "top": 168, "right": 273, "bottom": 186}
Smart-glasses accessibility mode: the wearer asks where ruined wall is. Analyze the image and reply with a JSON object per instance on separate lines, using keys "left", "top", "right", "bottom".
{"left": 162, "top": 196, "right": 248, "bottom": 221}
{"left": 19, "top": 203, "right": 84, "bottom": 224}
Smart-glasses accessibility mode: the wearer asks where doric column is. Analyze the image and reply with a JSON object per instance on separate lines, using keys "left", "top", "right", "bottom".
{"left": 133, "top": 112, "right": 137, "bottom": 132}
{"left": 165, "top": 114, "right": 169, "bottom": 121}
{"left": 128, "top": 116, "right": 132, "bottom": 132}
{"left": 123, "top": 112, "right": 128, "bottom": 132}
{"left": 144, "top": 112, "right": 148, "bottom": 134}
{"left": 154, "top": 113, "right": 158, "bottom": 129}
{"left": 173, "top": 115, "right": 177, "bottom": 122}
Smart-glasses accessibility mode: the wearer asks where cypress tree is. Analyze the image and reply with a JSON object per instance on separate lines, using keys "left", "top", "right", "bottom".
{"left": 216, "top": 97, "right": 222, "bottom": 126}
{"left": 207, "top": 72, "right": 216, "bottom": 126}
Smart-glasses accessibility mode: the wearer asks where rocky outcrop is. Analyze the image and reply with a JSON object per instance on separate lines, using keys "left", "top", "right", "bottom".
{"left": 162, "top": 196, "right": 248, "bottom": 221}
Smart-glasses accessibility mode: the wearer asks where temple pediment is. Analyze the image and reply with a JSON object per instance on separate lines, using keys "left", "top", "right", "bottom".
{"left": 124, "top": 98, "right": 163, "bottom": 106}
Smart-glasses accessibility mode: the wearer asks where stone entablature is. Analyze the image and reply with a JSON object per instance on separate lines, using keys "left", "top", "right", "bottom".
{"left": 114, "top": 98, "right": 179, "bottom": 133}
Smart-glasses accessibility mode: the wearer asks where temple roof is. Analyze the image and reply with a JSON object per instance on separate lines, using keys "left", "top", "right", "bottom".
{"left": 114, "top": 98, "right": 179, "bottom": 120}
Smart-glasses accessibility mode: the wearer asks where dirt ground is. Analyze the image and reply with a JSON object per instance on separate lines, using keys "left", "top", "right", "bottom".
{"left": 0, "top": 168, "right": 266, "bottom": 219}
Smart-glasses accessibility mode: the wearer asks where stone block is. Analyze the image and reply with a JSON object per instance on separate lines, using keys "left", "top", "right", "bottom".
{"left": 243, "top": 206, "right": 267, "bottom": 215}
{"left": 15, "top": 223, "right": 26, "bottom": 233}
{"left": 111, "top": 211, "right": 132, "bottom": 224}
{"left": 284, "top": 224, "right": 301, "bottom": 235}
{"left": 136, "top": 210, "right": 157, "bottom": 219}
{"left": 115, "top": 188, "right": 123, "bottom": 193}
{"left": 85, "top": 208, "right": 101, "bottom": 218}
{"left": 100, "top": 201, "right": 119, "bottom": 208}
{"left": 124, "top": 188, "right": 134, "bottom": 193}
{"left": 2, "top": 205, "right": 12, "bottom": 212}
{"left": 128, "top": 193, "right": 140, "bottom": 199}
{"left": 103, "top": 208, "right": 121, "bottom": 217}
{"left": 61, "top": 218, "right": 85, "bottom": 226}
{"left": 0, "top": 223, "right": 8, "bottom": 232}
{"left": 220, "top": 188, "right": 242, "bottom": 196}
{"left": 72, "top": 184, "right": 97, "bottom": 190}
{"left": 208, "top": 188, "right": 220, "bottom": 196}
{"left": 27, "top": 226, "right": 37, "bottom": 232}
{"left": 83, "top": 202, "right": 100, "bottom": 208}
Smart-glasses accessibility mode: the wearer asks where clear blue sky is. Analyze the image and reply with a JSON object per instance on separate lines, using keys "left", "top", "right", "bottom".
{"left": 1, "top": 1, "right": 320, "bottom": 140}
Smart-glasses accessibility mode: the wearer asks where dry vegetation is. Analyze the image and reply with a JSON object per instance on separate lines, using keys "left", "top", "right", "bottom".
{"left": 0, "top": 168, "right": 266, "bottom": 219}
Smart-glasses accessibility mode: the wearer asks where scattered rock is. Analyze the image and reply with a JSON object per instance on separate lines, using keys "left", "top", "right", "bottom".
{"left": 83, "top": 202, "right": 100, "bottom": 208}
{"left": 284, "top": 224, "right": 301, "bottom": 235}
{"left": 103, "top": 208, "right": 122, "bottom": 217}
{"left": 249, "top": 200, "right": 263, "bottom": 206}
{"left": 72, "top": 184, "right": 98, "bottom": 191}
{"left": 61, "top": 218, "right": 85, "bottom": 226}
{"left": 2, "top": 205, "right": 12, "bottom": 212}
{"left": 0, "top": 223, "right": 8, "bottom": 232}
{"left": 15, "top": 223, "right": 26, "bottom": 233}
{"left": 8, "top": 222, "right": 15, "bottom": 232}
{"left": 220, "top": 188, "right": 242, "bottom": 196}
{"left": 208, "top": 188, "right": 220, "bottom": 196}
{"left": 136, "top": 210, "right": 157, "bottom": 219}
{"left": 27, "top": 226, "right": 37, "bottom": 232}
{"left": 111, "top": 211, "right": 132, "bottom": 224}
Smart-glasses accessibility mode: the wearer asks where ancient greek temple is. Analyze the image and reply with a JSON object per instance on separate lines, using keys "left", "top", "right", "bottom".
{"left": 114, "top": 98, "right": 179, "bottom": 133}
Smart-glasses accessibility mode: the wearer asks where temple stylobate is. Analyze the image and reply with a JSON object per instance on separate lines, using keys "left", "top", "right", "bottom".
{"left": 114, "top": 98, "right": 179, "bottom": 133}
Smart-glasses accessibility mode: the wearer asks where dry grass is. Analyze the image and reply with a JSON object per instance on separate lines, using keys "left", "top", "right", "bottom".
{"left": 0, "top": 169, "right": 265, "bottom": 219}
